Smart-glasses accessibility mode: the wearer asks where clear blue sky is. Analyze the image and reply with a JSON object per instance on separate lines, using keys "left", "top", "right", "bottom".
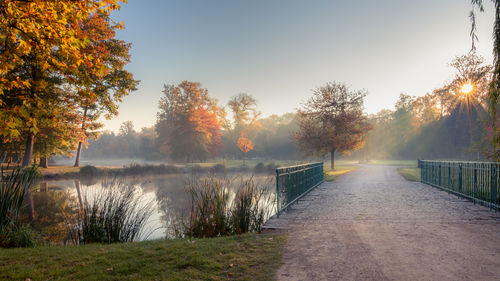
{"left": 104, "top": 0, "right": 495, "bottom": 132}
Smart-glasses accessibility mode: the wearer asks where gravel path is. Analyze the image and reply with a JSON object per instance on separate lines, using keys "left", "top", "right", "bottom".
{"left": 265, "top": 165, "right": 500, "bottom": 281}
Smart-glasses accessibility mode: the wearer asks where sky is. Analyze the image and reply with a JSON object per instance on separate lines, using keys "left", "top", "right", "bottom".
{"left": 103, "top": 0, "right": 496, "bottom": 132}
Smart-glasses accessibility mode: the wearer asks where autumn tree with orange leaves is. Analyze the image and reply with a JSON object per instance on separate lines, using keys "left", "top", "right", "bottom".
{"left": 0, "top": 0, "right": 128, "bottom": 166}
{"left": 237, "top": 131, "right": 254, "bottom": 165}
{"left": 72, "top": 12, "right": 138, "bottom": 167}
{"left": 155, "top": 81, "right": 225, "bottom": 161}
{"left": 295, "top": 82, "right": 371, "bottom": 170}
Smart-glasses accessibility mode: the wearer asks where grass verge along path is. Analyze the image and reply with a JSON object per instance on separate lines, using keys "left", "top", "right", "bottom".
{"left": 0, "top": 234, "right": 285, "bottom": 281}
{"left": 323, "top": 164, "right": 359, "bottom": 182}
{"left": 398, "top": 168, "right": 421, "bottom": 182}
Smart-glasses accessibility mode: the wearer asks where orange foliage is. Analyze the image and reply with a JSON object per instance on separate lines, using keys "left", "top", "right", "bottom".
{"left": 190, "top": 104, "right": 223, "bottom": 156}
{"left": 237, "top": 132, "right": 254, "bottom": 153}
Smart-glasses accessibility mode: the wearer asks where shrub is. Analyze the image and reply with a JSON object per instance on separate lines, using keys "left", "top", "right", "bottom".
{"left": 79, "top": 165, "right": 99, "bottom": 177}
{"left": 120, "top": 163, "right": 182, "bottom": 176}
{"left": 265, "top": 163, "right": 278, "bottom": 174}
{"left": 253, "top": 162, "right": 265, "bottom": 173}
{"left": 213, "top": 164, "right": 226, "bottom": 174}
{"left": 0, "top": 224, "right": 37, "bottom": 248}
{"left": 190, "top": 165, "right": 203, "bottom": 174}
{"left": 70, "top": 178, "right": 154, "bottom": 244}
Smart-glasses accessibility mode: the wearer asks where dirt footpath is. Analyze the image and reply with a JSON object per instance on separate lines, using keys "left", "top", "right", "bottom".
{"left": 265, "top": 165, "right": 500, "bottom": 281}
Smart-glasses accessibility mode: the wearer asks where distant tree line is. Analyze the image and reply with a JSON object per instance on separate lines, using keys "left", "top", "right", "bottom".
{"left": 352, "top": 53, "right": 497, "bottom": 161}
{"left": 82, "top": 104, "right": 300, "bottom": 161}
{"left": 57, "top": 53, "right": 500, "bottom": 164}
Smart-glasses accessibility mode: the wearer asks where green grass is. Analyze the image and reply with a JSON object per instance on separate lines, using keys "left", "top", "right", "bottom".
{"left": 323, "top": 164, "right": 359, "bottom": 182}
{"left": 0, "top": 234, "right": 286, "bottom": 281}
{"left": 363, "top": 160, "right": 417, "bottom": 167}
{"left": 397, "top": 168, "right": 421, "bottom": 182}
{"left": 188, "top": 159, "right": 301, "bottom": 169}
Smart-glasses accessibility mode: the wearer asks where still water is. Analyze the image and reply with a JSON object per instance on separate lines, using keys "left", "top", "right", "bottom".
{"left": 29, "top": 173, "right": 275, "bottom": 244}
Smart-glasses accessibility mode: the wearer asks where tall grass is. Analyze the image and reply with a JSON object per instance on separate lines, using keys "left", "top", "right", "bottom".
{"left": 0, "top": 165, "right": 40, "bottom": 247}
{"left": 69, "top": 178, "right": 154, "bottom": 244}
{"left": 180, "top": 176, "right": 272, "bottom": 238}
{"left": 229, "top": 178, "right": 269, "bottom": 234}
{"left": 182, "top": 177, "right": 231, "bottom": 237}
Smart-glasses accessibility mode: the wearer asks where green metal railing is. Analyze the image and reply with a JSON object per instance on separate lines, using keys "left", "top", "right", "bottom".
{"left": 420, "top": 160, "right": 499, "bottom": 210}
{"left": 275, "top": 162, "right": 324, "bottom": 216}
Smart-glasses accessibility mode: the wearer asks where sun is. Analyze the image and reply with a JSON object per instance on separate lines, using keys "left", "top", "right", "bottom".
{"left": 460, "top": 82, "right": 473, "bottom": 94}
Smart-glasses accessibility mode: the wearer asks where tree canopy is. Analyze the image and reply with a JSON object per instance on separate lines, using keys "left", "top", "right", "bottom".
{"left": 155, "top": 81, "right": 224, "bottom": 161}
{"left": 295, "top": 82, "right": 371, "bottom": 169}
{"left": 0, "top": 0, "right": 135, "bottom": 166}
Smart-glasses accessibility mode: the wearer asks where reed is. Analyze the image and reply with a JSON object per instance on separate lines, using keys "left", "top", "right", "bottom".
{"left": 181, "top": 176, "right": 272, "bottom": 238}
{"left": 0, "top": 165, "right": 40, "bottom": 247}
{"left": 70, "top": 178, "right": 154, "bottom": 244}
{"left": 183, "top": 177, "right": 231, "bottom": 238}
{"left": 229, "top": 177, "right": 270, "bottom": 234}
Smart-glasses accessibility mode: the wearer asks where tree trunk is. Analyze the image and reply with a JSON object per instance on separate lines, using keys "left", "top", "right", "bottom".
{"left": 25, "top": 191, "right": 35, "bottom": 224}
{"left": 41, "top": 181, "right": 49, "bottom": 192}
{"left": 75, "top": 107, "right": 88, "bottom": 167}
{"left": 40, "top": 157, "right": 48, "bottom": 168}
{"left": 74, "top": 141, "right": 83, "bottom": 167}
{"left": 74, "top": 180, "right": 84, "bottom": 210}
{"left": 330, "top": 148, "right": 335, "bottom": 170}
{"left": 21, "top": 133, "right": 35, "bottom": 167}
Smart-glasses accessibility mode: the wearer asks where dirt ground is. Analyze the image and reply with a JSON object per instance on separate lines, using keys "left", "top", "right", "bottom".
{"left": 265, "top": 165, "right": 500, "bottom": 281}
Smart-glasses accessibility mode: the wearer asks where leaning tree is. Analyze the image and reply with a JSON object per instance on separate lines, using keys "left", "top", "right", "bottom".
{"left": 294, "top": 82, "right": 372, "bottom": 170}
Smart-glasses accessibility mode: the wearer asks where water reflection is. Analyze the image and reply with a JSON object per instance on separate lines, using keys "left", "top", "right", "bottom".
{"left": 28, "top": 173, "right": 275, "bottom": 244}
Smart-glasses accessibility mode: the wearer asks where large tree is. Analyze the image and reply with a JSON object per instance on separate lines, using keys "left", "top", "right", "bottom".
{"left": 0, "top": 0, "right": 126, "bottom": 166}
{"left": 155, "top": 81, "right": 224, "bottom": 162}
{"left": 295, "top": 82, "right": 371, "bottom": 170}
{"left": 227, "top": 93, "right": 260, "bottom": 132}
{"left": 72, "top": 13, "right": 138, "bottom": 167}
{"left": 226, "top": 93, "right": 261, "bottom": 158}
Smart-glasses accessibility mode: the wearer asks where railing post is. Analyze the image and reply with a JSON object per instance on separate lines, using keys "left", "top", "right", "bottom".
{"left": 276, "top": 168, "right": 280, "bottom": 217}
{"left": 448, "top": 163, "right": 452, "bottom": 189}
{"left": 473, "top": 164, "right": 477, "bottom": 205}
{"left": 458, "top": 163, "right": 463, "bottom": 193}
{"left": 287, "top": 171, "right": 291, "bottom": 207}
{"left": 490, "top": 164, "right": 497, "bottom": 210}
{"left": 420, "top": 161, "right": 423, "bottom": 183}
{"left": 438, "top": 163, "right": 442, "bottom": 187}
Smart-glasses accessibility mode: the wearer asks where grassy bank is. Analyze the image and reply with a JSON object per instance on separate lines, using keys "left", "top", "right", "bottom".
{"left": 369, "top": 160, "right": 417, "bottom": 166}
{"left": 0, "top": 234, "right": 285, "bottom": 281}
{"left": 323, "top": 163, "right": 359, "bottom": 182}
{"left": 39, "top": 162, "right": 279, "bottom": 180}
{"left": 397, "top": 168, "right": 421, "bottom": 182}
{"left": 187, "top": 159, "right": 301, "bottom": 169}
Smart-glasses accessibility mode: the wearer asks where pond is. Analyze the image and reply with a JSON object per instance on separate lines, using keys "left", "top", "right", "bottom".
{"left": 26, "top": 172, "right": 276, "bottom": 245}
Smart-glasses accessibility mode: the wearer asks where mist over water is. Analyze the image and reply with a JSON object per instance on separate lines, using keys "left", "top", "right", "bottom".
{"left": 31, "top": 173, "right": 275, "bottom": 244}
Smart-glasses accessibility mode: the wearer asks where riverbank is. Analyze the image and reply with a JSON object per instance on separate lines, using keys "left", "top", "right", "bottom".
{"left": 39, "top": 162, "right": 282, "bottom": 181}
{"left": 0, "top": 234, "right": 286, "bottom": 281}
{"left": 38, "top": 159, "right": 418, "bottom": 180}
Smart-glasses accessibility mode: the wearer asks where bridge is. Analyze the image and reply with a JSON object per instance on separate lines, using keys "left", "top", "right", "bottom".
{"left": 266, "top": 163, "right": 500, "bottom": 280}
